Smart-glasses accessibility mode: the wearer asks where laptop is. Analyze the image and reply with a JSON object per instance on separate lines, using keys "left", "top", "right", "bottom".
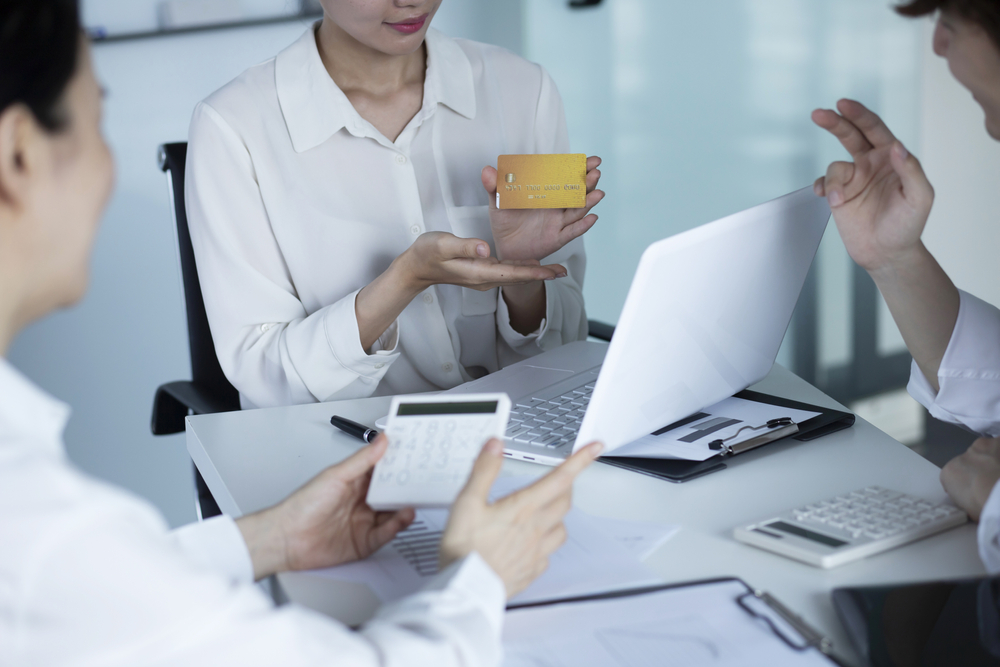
{"left": 442, "top": 186, "right": 831, "bottom": 465}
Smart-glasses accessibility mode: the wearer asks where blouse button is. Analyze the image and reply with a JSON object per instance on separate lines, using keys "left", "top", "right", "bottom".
{"left": 395, "top": 154, "right": 407, "bottom": 165}
{"left": 422, "top": 293, "right": 434, "bottom": 304}
{"left": 442, "top": 363, "right": 454, "bottom": 373}
{"left": 410, "top": 225, "right": 422, "bottom": 235}
{"left": 260, "top": 323, "right": 272, "bottom": 333}
{"left": 374, "top": 363, "right": 385, "bottom": 370}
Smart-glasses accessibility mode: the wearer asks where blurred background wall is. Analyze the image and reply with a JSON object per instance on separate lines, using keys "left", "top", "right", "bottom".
{"left": 9, "top": 0, "right": 999, "bottom": 527}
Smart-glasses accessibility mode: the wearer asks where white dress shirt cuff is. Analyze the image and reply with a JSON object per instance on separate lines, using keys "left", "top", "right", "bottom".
{"left": 979, "top": 480, "right": 1000, "bottom": 574}
{"left": 311, "top": 289, "right": 401, "bottom": 390}
{"left": 420, "top": 551, "right": 506, "bottom": 627}
{"left": 369, "top": 320, "right": 400, "bottom": 354}
{"left": 496, "top": 284, "right": 551, "bottom": 349}
{"left": 906, "top": 290, "right": 1000, "bottom": 436}
{"left": 364, "top": 552, "right": 506, "bottom": 666}
{"left": 169, "top": 515, "right": 255, "bottom": 584}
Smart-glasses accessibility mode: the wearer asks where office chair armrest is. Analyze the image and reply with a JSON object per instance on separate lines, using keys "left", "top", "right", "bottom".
{"left": 587, "top": 319, "right": 615, "bottom": 342}
{"left": 151, "top": 381, "right": 239, "bottom": 435}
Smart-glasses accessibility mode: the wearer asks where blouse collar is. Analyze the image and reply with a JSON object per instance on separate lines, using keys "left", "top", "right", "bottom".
{"left": 275, "top": 25, "right": 477, "bottom": 153}
{"left": 0, "top": 356, "right": 70, "bottom": 456}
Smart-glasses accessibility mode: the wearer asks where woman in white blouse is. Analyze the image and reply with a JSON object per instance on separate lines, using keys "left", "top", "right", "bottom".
{"left": 186, "top": 0, "right": 604, "bottom": 409}
{"left": 812, "top": 0, "right": 1000, "bottom": 571}
{"left": 0, "top": 2, "right": 601, "bottom": 661}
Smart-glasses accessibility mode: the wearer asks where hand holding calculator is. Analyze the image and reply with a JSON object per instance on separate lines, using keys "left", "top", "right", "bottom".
{"left": 366, "top": 393, "right": 511, "bottom": 511}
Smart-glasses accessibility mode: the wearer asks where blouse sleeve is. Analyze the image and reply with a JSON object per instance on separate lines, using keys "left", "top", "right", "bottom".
{"left": 907, "top": 290, "right": 1000, "bottom": 436}
{"left": 905, "top": 290, "right": 1000, "bottom": 573}
{"left": 186, "top": 102, "right": 401, "bottom": 408}
{"left": 495, "top": 66, "right": 589, "bottom": 364}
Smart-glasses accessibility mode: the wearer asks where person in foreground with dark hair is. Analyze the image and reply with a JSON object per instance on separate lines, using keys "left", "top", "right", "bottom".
{"left": 812, "top": 0, "right": 1000, "bottom": 571}
{"left": 0, "top": 1, "right": 601, "bottom": 664}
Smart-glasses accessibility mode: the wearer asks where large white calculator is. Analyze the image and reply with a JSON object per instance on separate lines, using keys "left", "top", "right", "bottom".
{"left": 366, "top": 393, "right": 511, "bottom": 511}
{"left": 734, "top": 486, "right": 967, "bottom": 568}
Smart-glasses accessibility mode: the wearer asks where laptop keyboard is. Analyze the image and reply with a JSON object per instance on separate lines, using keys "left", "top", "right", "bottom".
{"left": 505, "top": 381, "right": 596, "bottom": 449}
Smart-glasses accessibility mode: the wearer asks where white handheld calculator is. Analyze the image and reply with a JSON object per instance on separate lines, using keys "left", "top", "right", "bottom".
{"left": 366, "top": 393, "right": 511, "bottom": 511}
{"left": 733, "top": 486, "right": 967, "bottom": 568}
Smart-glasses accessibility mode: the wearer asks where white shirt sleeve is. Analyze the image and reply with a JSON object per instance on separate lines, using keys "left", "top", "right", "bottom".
{"left": 906, "top": 289, "right": 1000, "bottom": 573}
{"left": 907, "top": 290, "right": 1000, "bottom": 437}
{"left": 168, "top": 515, "right": 255, "bottom": 584}
{"left": 186, "top": 103, "right": 402, "bottom": 409}
{"left": 17, "top": 478, "right": 506, "bottom": 667}
{"left": 495, "top": 66, "right": 588, "bottom": 361}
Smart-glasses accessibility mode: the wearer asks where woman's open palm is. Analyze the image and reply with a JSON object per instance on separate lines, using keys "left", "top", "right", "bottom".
{"left": 482, "top": 157, "right": 605, "bottom": 263}
{"left": 812, "top": 99, "right": 934, "bottom": 272}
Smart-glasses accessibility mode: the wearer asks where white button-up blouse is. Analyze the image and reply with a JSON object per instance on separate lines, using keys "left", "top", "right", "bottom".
{"left": 186, "top": 26, "right": 588, "bottom": 409}
{"left": 0, "top": 358, "right": 506, "bottom": 666}
{"left": 908, "top": 290, "right": 1000, "bottom": 573}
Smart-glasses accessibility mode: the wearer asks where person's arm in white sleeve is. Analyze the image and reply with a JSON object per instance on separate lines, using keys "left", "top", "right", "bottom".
{"left": 907, "top": 290, "right": 1000, "bottom": 436}
{"left": 169, "top": 515, "right": 256, "bottom": 584}
{"left": 186, "top": 102, "right": 401, "bottom": 408}
{"left": 496, "top": 66, "right": 590, "bottom": 363}
{"left": 23, "top": 500, "right": 505, "bottom": 667}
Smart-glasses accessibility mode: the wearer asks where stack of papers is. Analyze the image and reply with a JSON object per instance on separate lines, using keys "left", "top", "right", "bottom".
{"left": 315, "top": 477, "right": 679, "bottom": 605}
{"left": 611, "top": 396, "right": 820, "bottom": 461}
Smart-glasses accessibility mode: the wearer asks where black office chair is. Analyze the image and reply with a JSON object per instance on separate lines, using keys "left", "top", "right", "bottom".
{"left": 151, "top": 142, "right": 240, "bottom": 519}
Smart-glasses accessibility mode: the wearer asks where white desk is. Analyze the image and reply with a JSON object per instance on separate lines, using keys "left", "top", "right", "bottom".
{"left": 187, "top": 364, "right": 984, "bottom": 665}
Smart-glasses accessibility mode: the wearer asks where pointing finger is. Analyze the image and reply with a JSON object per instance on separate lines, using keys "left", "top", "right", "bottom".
{"left": 812, "top": 108, "right": 873, "bottom": 159}
{"left": 837, "top": 99, "right": 899, "bottom": 149}
{"left": 512, "top": 442, "right": 602, "bottom": 508}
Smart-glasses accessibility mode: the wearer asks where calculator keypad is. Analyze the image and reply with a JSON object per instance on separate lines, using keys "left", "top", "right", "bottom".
{"left": 791, "top": 486, "right": 965, "bottom": 541}
{"left": 378, "top": 416, "right": 493, "bottom": 487}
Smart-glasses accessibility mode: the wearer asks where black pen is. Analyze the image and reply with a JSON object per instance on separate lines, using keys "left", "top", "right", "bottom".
{"left": 330, "top": 415, "right": 379, "bottom": 444}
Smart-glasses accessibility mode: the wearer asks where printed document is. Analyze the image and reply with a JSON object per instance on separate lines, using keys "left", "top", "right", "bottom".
{"left": 612, "top": 396, "right": 820, "bottom": 461}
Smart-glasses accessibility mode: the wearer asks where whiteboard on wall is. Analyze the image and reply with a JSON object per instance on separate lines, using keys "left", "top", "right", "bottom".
{"left": 83, "top": 0, "right": 306, "bottom": 39}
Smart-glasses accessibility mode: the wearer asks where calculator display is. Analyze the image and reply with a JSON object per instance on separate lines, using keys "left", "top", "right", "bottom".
{"left": 397, "top": 401, "right": 499, "bottom": 416}
{"left": 766, "top": 521, "right": 847, "bottom": 548}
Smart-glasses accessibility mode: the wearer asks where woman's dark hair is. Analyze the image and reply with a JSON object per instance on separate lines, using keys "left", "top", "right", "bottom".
{"left": 0, "top": 0, "right": 80, "bottom": 132}
{"left": 897, "top": 0, "right": 1000, "bottom": 49}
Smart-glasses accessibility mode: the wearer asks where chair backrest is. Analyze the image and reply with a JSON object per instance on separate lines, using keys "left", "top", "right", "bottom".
{"left": 159, "top": 142, "right": 240, "bottom": 409}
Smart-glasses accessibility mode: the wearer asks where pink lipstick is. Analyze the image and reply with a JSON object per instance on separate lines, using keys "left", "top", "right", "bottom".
{"left": 386, "top": 14, "right": 428, "bottom": 34}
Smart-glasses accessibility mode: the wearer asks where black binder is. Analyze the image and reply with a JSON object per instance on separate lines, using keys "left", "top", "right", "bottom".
{"left": 600, "top": 390, "right": 855, "bottom": 483}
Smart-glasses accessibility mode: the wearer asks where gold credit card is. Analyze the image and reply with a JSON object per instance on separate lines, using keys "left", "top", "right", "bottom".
{"left": 497, "top": 154, "right": 587, "bottom": 209}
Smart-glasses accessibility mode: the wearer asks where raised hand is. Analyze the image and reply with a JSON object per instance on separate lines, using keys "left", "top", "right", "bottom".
{"left": 439, "top": 438, "right": 602, "bottom": 598}
{"left": 811, "top": 99, "right": 934, "bottom": 272}
{"left": 482, "top": 156, "right": 605, "bottom": 263}
{"left": 236, "top": 436, "right": 415, "bottom": 580}
{"left": 811, "top": 98, "right": 959, "bottom": 392}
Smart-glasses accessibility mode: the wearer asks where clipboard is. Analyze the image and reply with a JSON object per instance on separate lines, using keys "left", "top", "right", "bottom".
{"left": 504, "top": 576, "right": 848, "bottom": 666}
{"left": 599, "top": 390, "right": 855, "bottom": 483}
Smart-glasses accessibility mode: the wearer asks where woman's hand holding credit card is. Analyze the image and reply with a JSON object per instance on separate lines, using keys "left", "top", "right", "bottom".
{"left": 482, "top": 154, "right": 605, "bottom": 263}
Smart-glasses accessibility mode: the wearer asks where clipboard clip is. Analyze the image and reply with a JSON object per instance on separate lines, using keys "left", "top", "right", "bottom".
{"left": 736, "top": 589, "right": 835, "bottom": 656}
{"left": 708, "top": 418, "right": 798, "bottom": 457}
